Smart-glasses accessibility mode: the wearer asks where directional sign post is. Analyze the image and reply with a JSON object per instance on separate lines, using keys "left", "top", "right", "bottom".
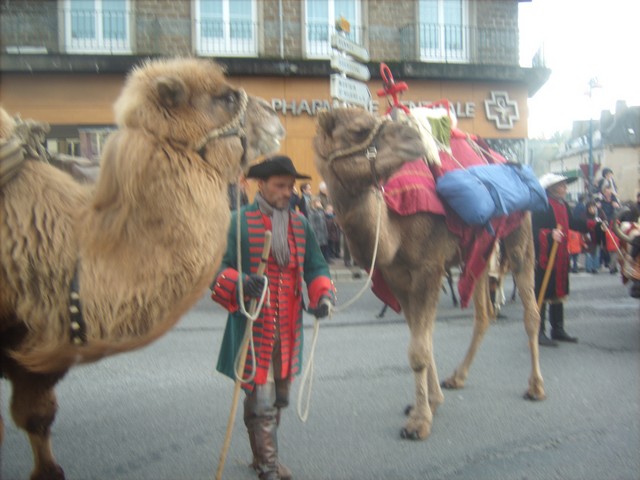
{"left": 330, "top": 33, "right": 370, "bottom": 63}
{"left": 330, "top": 18, "right": 371, "bottom": 108}
{"left": 330, "top": 55, "right": 371, "bottom": 82}
{"left": 330, "top": 74, "right": 372, "bottom": 108}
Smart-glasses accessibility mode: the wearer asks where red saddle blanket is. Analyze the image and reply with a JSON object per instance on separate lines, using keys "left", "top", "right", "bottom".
{"left": 373, "top": 130, "right": 524, "bottom": 310}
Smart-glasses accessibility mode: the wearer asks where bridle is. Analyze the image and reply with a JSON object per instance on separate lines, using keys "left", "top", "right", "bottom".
{"left": 322, "top": 115, "right": 388, "bottom": 313}
{"left": 327, "top": 116, "right": 388, "bottom": 193}
{"left": 192, "top": 88, "right": 250, "bottom": 163}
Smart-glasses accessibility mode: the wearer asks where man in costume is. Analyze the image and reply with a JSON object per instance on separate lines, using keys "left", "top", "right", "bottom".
{"left": 533, "top": 173, "right": 594, "bottom": 347}
{"left": 211, "top": 155, "right": 336, "bottom": 480}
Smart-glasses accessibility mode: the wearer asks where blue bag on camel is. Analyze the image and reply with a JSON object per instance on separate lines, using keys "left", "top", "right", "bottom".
{"left": 435, "top": 169, "right": 495, "bottom": 226}
{"left": 436, "top": 163, "right": 548, "bottom": 229}
{"left": 467, "top": 163, "right": 548, "bottom": 215}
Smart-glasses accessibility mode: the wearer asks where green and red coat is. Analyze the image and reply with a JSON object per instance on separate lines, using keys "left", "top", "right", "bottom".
{"left": 211, "top": 201, "right": 335, "bottom": 390}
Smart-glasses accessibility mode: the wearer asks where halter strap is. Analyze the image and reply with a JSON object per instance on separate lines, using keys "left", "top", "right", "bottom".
{"left": 327, "top": 116, "right": 387, "bottom": 193}
{"left": 327, "top": 116, "right": 387, "bottom": 163}
{"left": 192, "top": 89, "right": 249, "bottom": 152}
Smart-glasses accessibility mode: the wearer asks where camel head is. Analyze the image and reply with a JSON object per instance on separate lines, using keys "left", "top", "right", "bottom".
{"left": 113, "top": 57, "right": 284, "bottom": 182}
{"left": 313, "top": 107, "right": 426, "bottom": 194}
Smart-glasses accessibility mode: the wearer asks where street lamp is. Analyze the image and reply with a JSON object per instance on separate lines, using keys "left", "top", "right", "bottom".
{"left": 587, "top": 77, "right": 601, "bottom": 197}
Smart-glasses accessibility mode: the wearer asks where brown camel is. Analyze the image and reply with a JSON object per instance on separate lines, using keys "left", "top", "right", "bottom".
{"left": 313, "top": 107, "right": 545, "bottom": 440}
{"left": 0, "top": 57, "right": 284, "bottom": 480}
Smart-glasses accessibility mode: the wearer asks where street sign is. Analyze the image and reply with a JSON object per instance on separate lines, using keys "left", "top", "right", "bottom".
{"left": 330, "top": 33, "right": 370, "bottom": 62}
{"left": 330, "top": 74, "right": 371, "bottom": 107}
{"left": 330, "top": 55, "right": 371, "bottom": 81}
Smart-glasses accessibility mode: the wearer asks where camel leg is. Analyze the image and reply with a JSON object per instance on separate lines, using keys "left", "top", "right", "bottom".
{"left": 6, "top": 362, "right": 66, "bottom": 480}
{"left": 441, "top": 272, "right": 491, "bottom": 390}
{"left": 400, "top": 283, "right": 442, "bottom": 440}
{"left": 512, "top": 265, "right": 546, "bottom": 400}
{"left": 426, "top": 342, "right": 444, "bottom": 413}
{"left": 504, "top": 228, "right": 546, "bottom": 401}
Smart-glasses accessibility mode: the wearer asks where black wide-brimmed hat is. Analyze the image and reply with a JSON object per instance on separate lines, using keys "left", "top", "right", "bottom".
{"left": 246, "top": 155, "right": 311, "bottom": 180}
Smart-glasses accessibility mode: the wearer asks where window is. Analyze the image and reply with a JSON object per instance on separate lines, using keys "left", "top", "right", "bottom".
{"left": 305, "top": 0, "right": 360, "bottom": 58}
{"left": 79, "top": 128, "right": 114, "bottom": 161}
{"left": 196, "top": 0, "right": 257, "bottom": 56}
{"left": 66, "top": 139, "right": 81, "bottom": 157}
{"left": 419, "top": 0, "right": 468, "bottom": 62}
{"left": 65, "top": 0, "right": 130, "bottom": 53}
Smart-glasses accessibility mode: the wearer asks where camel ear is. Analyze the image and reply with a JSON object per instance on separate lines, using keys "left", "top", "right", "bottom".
{"left": 317, "top": 110, "right": 335, "bottom": 135}
{"left": 155, "top": 76, "right": 188, "bottom": 109}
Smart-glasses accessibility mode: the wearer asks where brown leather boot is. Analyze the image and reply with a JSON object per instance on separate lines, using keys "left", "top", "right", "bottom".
{"left": 249, "top": 457, "right": 292, "bottom": 480}
{"left": 244, "top": 384, "right": 291, "bottom": 480}
{"left": 272, "top": 408, "right": 292, "bottom": 480}
{"left": 247, "top": 409, "right": 291, "bottom": 479}
{"left": 247, "top": 413, "right": 279, "bottom": 480}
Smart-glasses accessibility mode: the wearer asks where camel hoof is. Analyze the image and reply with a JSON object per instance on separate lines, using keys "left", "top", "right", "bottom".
{"left": 400, "top": 428, "right": 421, "bottom": 440}
{"left": 440, "top": 379, "right": 461, "bottom": 390}
{"left": 404, "top": 404, "right": 414, "bottom": 416}
{"left": 523, "top": 391, "right": 546, "bottom": 401}
{"left": 31, "top": 464, "right": 65, "bottom": 480}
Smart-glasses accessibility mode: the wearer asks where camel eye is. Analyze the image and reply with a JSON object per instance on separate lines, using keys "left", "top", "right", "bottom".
{"left": 351, "top": 126, "right": 371, "bottom": 141}
{"left": 213, "top": 91, "right": 237, "bottom": 111}
{"left": 224, "top": 92, "right": 237, "bottom": 108}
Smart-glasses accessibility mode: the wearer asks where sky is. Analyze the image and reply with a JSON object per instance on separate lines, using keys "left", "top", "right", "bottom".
{"left": 518, "top": 0, "right": 640, "bottom": 138}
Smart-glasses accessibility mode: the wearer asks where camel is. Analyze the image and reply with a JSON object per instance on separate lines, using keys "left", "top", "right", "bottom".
{"left": 0, "top": 57, "right": 284, "bottom": 480}
{"left": 313, "top": 107, "right": 545, "bottom": 441}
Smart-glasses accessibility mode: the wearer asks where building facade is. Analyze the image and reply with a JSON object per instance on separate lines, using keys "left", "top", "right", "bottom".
{"left": 551, "top": 101, "right": 640, "bottom": 203}
{"left": 0, "top": 0, "right": 549, "bottom": 186}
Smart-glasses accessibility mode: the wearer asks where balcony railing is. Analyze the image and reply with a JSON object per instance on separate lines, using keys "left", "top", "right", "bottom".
{"left": 196, "top": 18, "right": 258, "bottom": 56}
{"left": 65, "top": 8, "right": 131, "bottom": 53}
{"left": 0, "top": 4, "right": 529, "bottom": 67}
{"left": 305, "top": 22, "right": 364, "bottom": 58}
{"left": 400, "top": 23, "right": 520, "bottom": 65}
{"left": 531, "top": 44, "right": 546, "bottom": 68}
{"left": 0, "top": 5, "right": 133, "bottom": 55}
{"left": 0, "top": 6, "right": 261, "bottom": 57}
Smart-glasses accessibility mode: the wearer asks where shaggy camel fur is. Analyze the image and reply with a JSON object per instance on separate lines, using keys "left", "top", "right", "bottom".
{"left": 0, "top": 57, "right": 284, "bottom": 480}
{"left": 313, "top": 107, "right": 545, "bottom": 440}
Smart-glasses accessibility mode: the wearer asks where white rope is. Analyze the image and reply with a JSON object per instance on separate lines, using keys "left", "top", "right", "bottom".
{"left": 294, "top": 188, "right": 383, "bottom": 422}
{"left": 232, "top": 181, "right": 269, "bottom": 383}
{"left": 333, "top": 187, "right": 384, "bottom": 313}
{"left": 296, "top": 316, "right": 321, "bottom": 422}
{"left": 233, "top": 281, "right": 269, "bottom": 383}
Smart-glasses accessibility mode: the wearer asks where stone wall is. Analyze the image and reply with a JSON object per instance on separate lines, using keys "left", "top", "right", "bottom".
{"left": 134, "top": 0, "right": 192, "bottom": 55}
{"left": 475, "top": 0, "right": 520, "bottom": 65}
{"left": 0, "top": 0, "right": 521, "bottom": 64}
{"left": 0, "top": 1, "right": 57, "bottom": 53}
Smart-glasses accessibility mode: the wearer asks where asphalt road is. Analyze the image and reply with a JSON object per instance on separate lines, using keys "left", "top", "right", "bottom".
{"left": 2, "top": 268, "right": 639, "bottom": 480}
